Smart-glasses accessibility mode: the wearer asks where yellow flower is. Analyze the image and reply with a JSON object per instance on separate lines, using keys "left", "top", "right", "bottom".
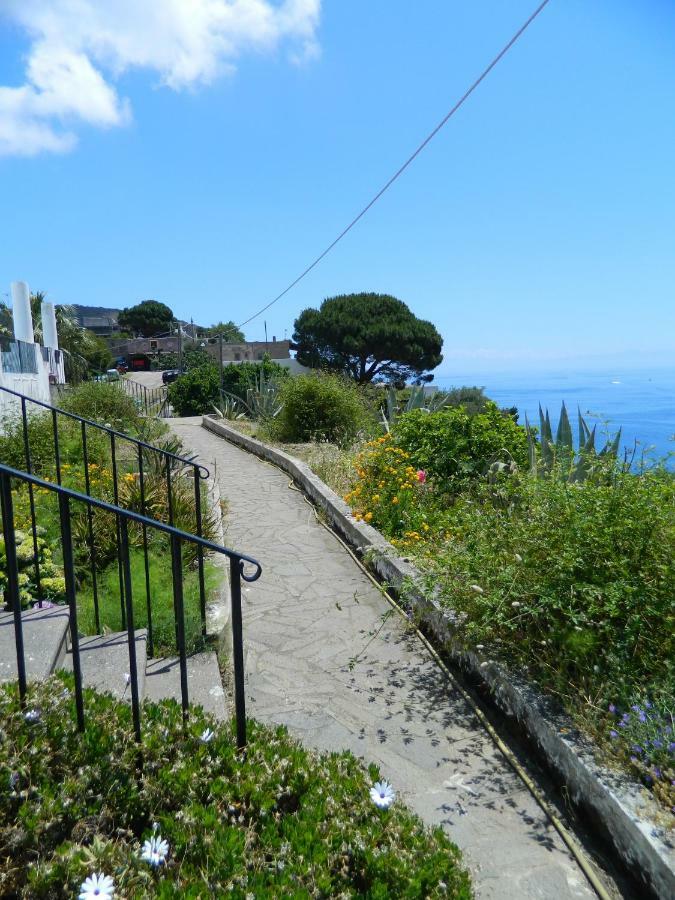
{"left": 392, "top": 496, "right": 399, "bottom": 505}
{"left": 124, "top": 473, "right": 136, "bottom": 483}
{"left": 371, "top": 494, "right": 380, "bottom": 503}
{"left": 422, "top": 522, "right": 430, "bottom": 532}
{"left": 364, "top": 512, "right": 373, "bottom": 522}
{"left": 354, "top": 512, "right": 363, "bottom": 521}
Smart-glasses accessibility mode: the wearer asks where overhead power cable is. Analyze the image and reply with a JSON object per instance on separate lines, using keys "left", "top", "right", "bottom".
{"left": 237, "top": 0, "right": 551, "bottom": 331}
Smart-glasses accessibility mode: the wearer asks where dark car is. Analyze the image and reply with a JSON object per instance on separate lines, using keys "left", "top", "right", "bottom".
{"left": 162, "top": 368, "right": 184, "bottom": 384}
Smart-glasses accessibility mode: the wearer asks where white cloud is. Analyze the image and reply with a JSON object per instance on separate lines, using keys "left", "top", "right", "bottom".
{"left": 0, "top": 0, "right": 321, "bottom": 157}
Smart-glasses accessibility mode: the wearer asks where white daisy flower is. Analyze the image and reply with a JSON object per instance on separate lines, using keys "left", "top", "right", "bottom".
{"left": 78, "top": 872, "right": 115, "bottom": 899}
{"left": 24, "top": 709, "right": 40, "bottom": 723}
{"left": 200, "top": 727, "right": 215, "bottom": 744}
{"left": 370, "top": 780, "right": 396, "bottom": 809}
{"left": 141, "top": 834, "right": 170, "bottom": 867}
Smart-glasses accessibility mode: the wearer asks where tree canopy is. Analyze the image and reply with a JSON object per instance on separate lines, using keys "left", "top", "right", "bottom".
{"left": 292, "top": 293, "right": 443, "bottom": 384}
{"left": 204, "top": 321, "right": 245, "bottom": 342}
{"left": 118, "top": 300, "right": 174, "bottom": 337}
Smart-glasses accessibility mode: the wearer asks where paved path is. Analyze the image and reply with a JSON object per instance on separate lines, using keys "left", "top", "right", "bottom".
{"left": 170, "top": 418, "right": 599, "bottom": 899}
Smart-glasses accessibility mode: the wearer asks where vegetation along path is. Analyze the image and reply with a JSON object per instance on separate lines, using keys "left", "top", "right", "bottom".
{"left": 169, "top": 418, "right": 602, "bottom": 900}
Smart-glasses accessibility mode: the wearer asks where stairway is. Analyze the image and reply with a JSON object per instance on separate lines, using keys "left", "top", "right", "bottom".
{"left": 0, "top": 606, "right": 228, "bottom": 721}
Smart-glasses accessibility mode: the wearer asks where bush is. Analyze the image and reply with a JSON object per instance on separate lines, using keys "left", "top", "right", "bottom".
{"left": 0, "top": 409, "right": 109, "bottom": 476}
{"left": 344, "top": 434, "right": 432, "bottom": 540}
{"left": 220, "top": 358, "right": 289, "bottom": 401}
{"left": 271, "top": 373, "right": 368, "bottom": 445}
{"left": 59, "top": 382, "right": 142, "bottom": 433}
{"left": 168, "top": 364, "right": 221, "bottom": 416}
{"left": 1, "top": 677, "right": 471, "bottom": 898}
{"left": 393, "top": 402, "right": 529, "bottom": 488}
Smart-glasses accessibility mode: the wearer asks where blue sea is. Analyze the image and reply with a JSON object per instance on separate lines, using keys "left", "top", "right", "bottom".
{"left": 432, "top": 368, "right": 675, "bottom": 465}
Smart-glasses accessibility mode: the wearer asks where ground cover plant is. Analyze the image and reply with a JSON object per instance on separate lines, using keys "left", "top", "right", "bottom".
{"left": 0, "top": 676, "right": 471, "bottom": 898}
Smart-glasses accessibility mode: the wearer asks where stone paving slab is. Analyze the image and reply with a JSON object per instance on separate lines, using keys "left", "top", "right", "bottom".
{"left": 170, "top": 418, "right": 599, "bottom": 899}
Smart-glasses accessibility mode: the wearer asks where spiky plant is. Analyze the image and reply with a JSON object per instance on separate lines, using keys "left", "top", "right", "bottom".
{"left": 525, "top": 402, "right": 622, "bottom": 482}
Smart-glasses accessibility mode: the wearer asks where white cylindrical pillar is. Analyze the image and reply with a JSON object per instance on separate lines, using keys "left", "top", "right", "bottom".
{"left": 10, "top": 281, "right": 34, "bottom": 344}
{"left": 41, "top": 301, "right": 59, "bottom": 350}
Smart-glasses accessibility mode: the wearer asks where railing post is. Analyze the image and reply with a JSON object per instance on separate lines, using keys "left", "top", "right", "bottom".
{"left": 170, "top": 535, "right": 189, "bottom": 725}
{"left": 58, "top": 493, "right": 85, "bottom": 732}
{"left": 21, "top": 396, "right": 42, "bottom": 604}
{"left": 0, "top": 473, "right": 27, "bottom": 708}
{"left": 229, "top": 557, "right": 247, "bottom": 749}
{"left": 165, "top": 453, "right": 174, "bottom": 525}
{"left": 110, "top": 433, "right": 126, "bottom": 629}
{"left": 120, "top": 516, "right": 142, "bottom": 742}
{"left": 51, "top": 408, "right": 62, "bottom": 484}
{"left": 138, "top": 445, "right": 153, "bottom": 657}
{"left": 194, "top": 465, "right": 206, "bottom": 636}
{"left": 81, "top": 422, "right": 100, "bottom": 633}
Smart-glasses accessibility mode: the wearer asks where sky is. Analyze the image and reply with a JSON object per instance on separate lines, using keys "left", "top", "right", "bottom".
{"left": 0, "top": 0, "right": 674, "bottom": 377}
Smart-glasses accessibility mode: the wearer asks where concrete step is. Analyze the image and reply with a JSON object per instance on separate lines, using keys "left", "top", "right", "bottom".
{"left": 0, "top": 605, "right": 70, "bottom": 683}
{"left": 62, "top": 630, "right": 148, "bottom": 701}
{"left": 144, "top": 652, "right": 228, "bottom": 721}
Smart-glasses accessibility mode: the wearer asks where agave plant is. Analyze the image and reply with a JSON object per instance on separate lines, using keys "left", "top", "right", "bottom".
{"left": 525, "top": 403, "right": 622, "bottom": 482}
{"left": 212, "top": 392, "right": 248, "bottom": 421}
{"left": 380, "top": 384, "right": 451, "bottom": 432}
{"left": 245, "top": 371, "right": 283, "bottom": 422}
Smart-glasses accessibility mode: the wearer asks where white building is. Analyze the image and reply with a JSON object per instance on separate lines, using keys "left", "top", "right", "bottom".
{"left": 0, "top": 281, "right": 65, "bottom": 417}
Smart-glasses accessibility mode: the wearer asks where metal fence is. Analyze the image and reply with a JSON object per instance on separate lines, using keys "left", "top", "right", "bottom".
{"left": 0, "top": 384, "right": 207, "bottom": 658}
{"left": 0, "top": 462, "right": 260, "bottom": 747}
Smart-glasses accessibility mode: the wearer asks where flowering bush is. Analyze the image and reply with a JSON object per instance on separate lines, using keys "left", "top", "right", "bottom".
{"left": 344, "top": 434, "right": 433, "bottom": 547}
{"left": 393, "top": 402, "right": 528, "bottom": 490}
{"left": 1, "top": 676, "right": 471, "bottom": 898}
{"left": 605, "top": 700, "right": 674, "bottom": 812}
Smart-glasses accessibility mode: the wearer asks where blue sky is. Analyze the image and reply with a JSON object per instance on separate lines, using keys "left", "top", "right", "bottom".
{"left": 1, "top": 0, "right": 674, "bottom": 376}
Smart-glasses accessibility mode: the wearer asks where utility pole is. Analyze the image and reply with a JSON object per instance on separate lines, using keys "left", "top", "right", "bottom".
{"left": 218, "top": 331, "right": 224, "bottom": 395}
{"left": 177, "top": 322, "right": 183, "bottom": 372}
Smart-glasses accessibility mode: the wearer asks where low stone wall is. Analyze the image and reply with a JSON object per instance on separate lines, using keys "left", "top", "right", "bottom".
{"left": 202, "top": 414, "right": 675, "bottom": 898}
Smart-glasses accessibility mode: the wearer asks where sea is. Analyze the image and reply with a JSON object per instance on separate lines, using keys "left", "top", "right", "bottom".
{"left": 432, "top": 368, "right": 675, "bottom": 465}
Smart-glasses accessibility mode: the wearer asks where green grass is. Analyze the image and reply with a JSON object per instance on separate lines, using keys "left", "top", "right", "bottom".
{"left": 77, "top": 548, "right": 220, "bottom": 656}
{"left": 1, "top": 676, "right": 471, "bottom": 898}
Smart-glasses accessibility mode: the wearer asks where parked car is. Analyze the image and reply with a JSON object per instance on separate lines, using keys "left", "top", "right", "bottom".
{"left": 162, "top": 368, "right": 184, "bottom": 384}
{"left": 106, "top": 368, "right": 121, "bottom": 382}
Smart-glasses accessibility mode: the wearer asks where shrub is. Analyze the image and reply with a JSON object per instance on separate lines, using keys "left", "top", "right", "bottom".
{"left": 393, "top": 402, "right": 529, "bottom": 488}
{"left": 344, "top": 434, "right": 432, "bottom": 540}
{"left": 220, "top": 357, "right": 289, "bottom": 401}
{"left": 168, "top": 363, "right": 221, "bottom": 416}
{"left": 421, "top": 465, "right": 675, "bottom": 707}
{"left": 58, "top": 381, "right": 142, "bottom": 433}
{"left": 1, "top": 676, "right": 471, "bottom": 898}
{"left": 0, "top": 409, "right": 109, "bottom": 476}
{"left": 271, "top": 373, "right": 368, "bottom": 445}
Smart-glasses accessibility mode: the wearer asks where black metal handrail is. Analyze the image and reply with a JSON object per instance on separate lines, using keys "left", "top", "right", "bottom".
{"left": 0, "top": 384, "right": 207, "bottom": 656}
{"left": 0, "top": 462, "right": 261, "bottom": 748}
{"left": 118, "top": 378, "right": 171, "bottom": 418}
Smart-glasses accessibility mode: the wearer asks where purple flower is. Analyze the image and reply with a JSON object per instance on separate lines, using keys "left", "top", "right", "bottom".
{"left": 631, "top": 705, "right": 641, "bottom": 713}
{"left": 652, "top": 739, "right": 663, "bottom": 750}
{"left": 619, "top": 721, "right": 628, "bottom": 729}
{"left": 668, "top": 742, "right": 675, "bottom": 753}
{"left": 638, "top": 712, "right": 647, "bottom": 723}
{"left": 630, "top": 756, "right": 638, "bottom": 764}
{"left": 608, "top": 703, "right": 617, "bottom": 714}
{"left": 653, "top": 767, "right": 662, "bottom": 779}
{"left": 609, "top": 730, "right": 619, "bottom": 739}
{"left": 621, "top": 713, "right": 630, "bottom": 722}
{"left": 631, "top": 744, "right": 644, "bottom": 754}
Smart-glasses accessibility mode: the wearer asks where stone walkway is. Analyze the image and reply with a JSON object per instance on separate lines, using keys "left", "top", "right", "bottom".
{"left": 170, "top": 418, "right": 599, "bottom": 899}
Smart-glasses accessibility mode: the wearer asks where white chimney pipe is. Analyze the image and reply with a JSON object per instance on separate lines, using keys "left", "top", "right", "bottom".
{"left": 10, "top": 281, "right": 34, "bottom": 344}
{"left": 41, "top": 301, "right": 59, "bottom": 350}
